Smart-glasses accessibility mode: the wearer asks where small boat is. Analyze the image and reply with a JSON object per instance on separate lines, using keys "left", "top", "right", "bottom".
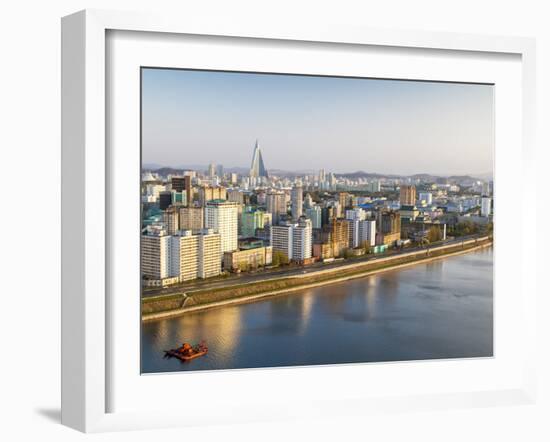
{"left": 164, "top": 341, "right": 208, "bottom": 362}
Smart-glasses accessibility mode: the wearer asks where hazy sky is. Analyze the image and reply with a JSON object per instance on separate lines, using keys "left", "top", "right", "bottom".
{"left": 142, "top": 68, "right": 494, "bottom": 176}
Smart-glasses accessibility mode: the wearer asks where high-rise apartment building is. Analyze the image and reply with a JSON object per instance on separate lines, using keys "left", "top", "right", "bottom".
{"left": 291, "top": 184, "right": 303, "bottom": 220}
{"left": 377, "top": 210, "right": 401, "bottom": 245}
{"left": 358, "top": 219, "right": 376, "bottom": 248}
{"left": 183, "top": 175, "right": 193, "bottom": 206}
{"left": 292, "top": 217, "right": 312, "bottom": 261}
{"left": 228, "top": 189, "right": 245, "bottom": 205}
{"left": 163, "top": 206, "right": 179, "bottom": 235}
{"left": 199, "top": 186, "right": 227, "bottom": 206}
{"left": 270, "top": 217, "right": 312, "bottom": 262}
{"left": 339, "top": 192, "right": 351, "bottom": 210}
{"left": 329, "top": 172, "right": 337, "bottom": 190}
{"left": 331, "top": 219, "right": 351, "bottom": 257}
{"left": 367, "top": 180, "right": 381, "bottom": 193}
{"left": 345, "top": 208, "right": 367, "bottom": 222}
{"left": 321, "top": 206, "right": 336, "bottom": 227}
{"left": 205, "top": 200, "right": 239, "bottom": 255}
{"left": 399, "top": 185, "right": 417, "bottom": 206}
{"left": 317, "top": 219, "right": 350, "bottom": 257}
{"left": 305, "top": 206, "right": 322, "bottom": 229}
{"left": 170, "top": 190, "right": 186, "bottom": 206}
{"left": 241, "top": 208, "right": 271, "bottom": 237}
{"left": 141, "top": 233, "right": 171, "bottom": 280}
{"left": 159, "top": 191, "right": 173, "bottom": 211}
{"left": 179, "top": 206, "right": 204, "bottom": 231}
{"left": 142, "top": 228, "right": 221, "bottom": 283}
{"left": 266, "top": 191, "right": 287, "bottom": 224}
{"left": 171, "top": 176, "right": 186, "bottom": 192}
{"left": 378, "top": 210, "right": 401, "bottom": 234}
{"left": 270, "top": 224, "right": 293, "bottom": 260}
{"left": 170, "top": 231, "right": 199, "bottom": 281}
{"left": 198, "top": 230, "right": 222, "bottom": 278}
{"left": 208, "top": 163, "right": 216, "bottom": 178}
{"left": 481, "top": 197, "right": 492, "bottom": 217}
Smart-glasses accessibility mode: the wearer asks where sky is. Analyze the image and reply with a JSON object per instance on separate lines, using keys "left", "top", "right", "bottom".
{"left": 141, "top": 68, "right": 494, "bottom": 176}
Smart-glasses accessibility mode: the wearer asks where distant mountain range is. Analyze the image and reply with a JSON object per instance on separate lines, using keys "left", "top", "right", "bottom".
{"left": 336, "top": 171, "right": 492, "bottom": 182}
{"left": 142, "top": 164, "right": 492, "bottom": 182}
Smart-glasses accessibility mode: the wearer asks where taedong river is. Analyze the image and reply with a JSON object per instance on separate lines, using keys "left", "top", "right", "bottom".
{"left": 141, "top": 247, "right": 493, "bottom": 373}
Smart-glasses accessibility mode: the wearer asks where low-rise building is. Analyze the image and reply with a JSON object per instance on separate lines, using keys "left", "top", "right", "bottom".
{"left": 223, "top": 246, "right": 273, "bottom": 272}
{"left": 312, "top": 242, "right": 334, "bottom": 260}
{"left": 376, "top": 231, "right": 401, "bottom": 246}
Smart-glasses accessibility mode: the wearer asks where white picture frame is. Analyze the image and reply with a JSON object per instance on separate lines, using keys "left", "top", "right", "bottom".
{"left": 61, "top": 9, "right": 537, "bottom": 433}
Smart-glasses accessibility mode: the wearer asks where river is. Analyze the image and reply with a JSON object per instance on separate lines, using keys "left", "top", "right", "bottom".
{"left": 141, "top": 247, "right": 493, "bottom": 373}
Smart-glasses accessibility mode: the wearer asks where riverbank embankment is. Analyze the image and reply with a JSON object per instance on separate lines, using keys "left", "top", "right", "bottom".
{"left": 142, "top": 237, "right": 492, "bottom": 321}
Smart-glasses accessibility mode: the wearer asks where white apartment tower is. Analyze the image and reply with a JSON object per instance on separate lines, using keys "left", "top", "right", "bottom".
{"left": 292, "top": 217, "right": 312, "bottom": 261}
{"left": 358, "top": 219, "right": 377, "bottom": 248}
{"left": 170, "top": 231, "right": 199, "bottom": 281}
{"left": 270, "top": 224, "right": 293, "bottom": 261}
{"left": 141, "top": 233, "right": 171, "bottom": 280}
{"left": 270, "top": 218, "right": 312, "bottom": 262}
{"left": 481, "top": 197, "right": 492, "bottom": 217}
{"left": 205, "top": 200, "right": 239, "bottom": 256}
{"left": 345, "top": 208, "right": 368, "bottom": 248}
{"left": 198, "top": 229, "right": 222, "bottom": 278}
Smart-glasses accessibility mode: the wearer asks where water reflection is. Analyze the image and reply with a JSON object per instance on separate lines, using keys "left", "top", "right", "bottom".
{"left": 142, "top": 247, "right": 493, "bottom": 373}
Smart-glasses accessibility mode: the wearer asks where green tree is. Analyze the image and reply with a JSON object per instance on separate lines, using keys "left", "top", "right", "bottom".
{"left": 427, "top": 226, "right": 442, "bottom": 243}
{"left": 360, "top": 241, "right": 371, "bottom": 254}
{"left": 272, "top": 250, "right": 289, "bottom": 266}
{"left": 451, "top": 220, "right": 480, "bottom": 237}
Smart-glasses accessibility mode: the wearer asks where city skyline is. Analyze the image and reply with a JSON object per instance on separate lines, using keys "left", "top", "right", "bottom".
{"left": 142, "top": 68, "right": 494, "bottom": 177}
{"left": 141, "top": 67, "right": 494, "bottom": 374}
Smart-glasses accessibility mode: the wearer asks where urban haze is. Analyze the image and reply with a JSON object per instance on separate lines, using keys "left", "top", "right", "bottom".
{"left": 142, "top": 68, "right": 494, "bottom": 177}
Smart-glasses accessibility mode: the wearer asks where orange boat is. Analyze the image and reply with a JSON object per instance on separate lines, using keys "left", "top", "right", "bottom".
{"left": 164, "top": 341, "right": 208, "bottom": 362}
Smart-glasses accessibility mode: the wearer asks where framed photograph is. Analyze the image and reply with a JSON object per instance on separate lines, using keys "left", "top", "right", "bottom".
{"left": 61, "top": 9, "right": 537, "bottom": 432}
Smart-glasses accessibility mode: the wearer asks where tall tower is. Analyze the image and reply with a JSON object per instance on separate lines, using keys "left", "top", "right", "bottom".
{"left": 249, "top": 140, "right": 269, "bottom": 178}
{"left": 266, "top": 191, "right": 287, "bottom": 224}
{"left": 208, "top": 163, "right": 216, "bottom": 178}
{"left": 291, "top": 184, "right": 303, "bottom": 220}
{"left": 204, "top": 200, "right": 239, "bottom": 255}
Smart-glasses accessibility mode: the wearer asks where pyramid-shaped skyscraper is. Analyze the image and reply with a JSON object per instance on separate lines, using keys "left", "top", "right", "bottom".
{"left": 249, "top": 140, "right": 268, "bottom": 178}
